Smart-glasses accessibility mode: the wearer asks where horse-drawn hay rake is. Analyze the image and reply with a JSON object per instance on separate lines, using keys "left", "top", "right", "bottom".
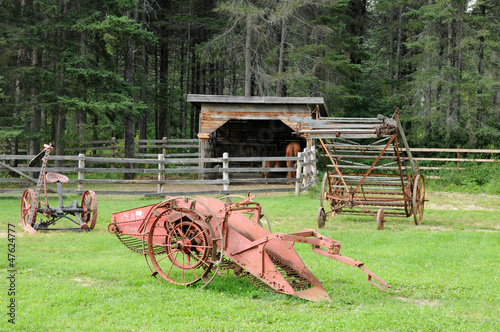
{"left": 20, "top": 143, "right": 98, "bottom": 233}
{"left": 108, "top": 194, "right": 389, "bottom": 301}
{"left": 295, "top": 107, "right": 425, "bottom": 229}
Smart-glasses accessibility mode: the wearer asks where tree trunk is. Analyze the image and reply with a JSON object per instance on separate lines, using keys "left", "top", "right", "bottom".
{"left": 29, "top": 48, "right": 42, "bottom": 157}
{"left": 158, "top": 38, "right": 170, "bottom": 139}
{"left": 54, "top": 111, "right": 66, "bottom": 161}
{"left": 495, "top": 52, "right": 500, "bottom": 118}
{"left": 453, "top": 4, "right": 464, "bottom": 123}
{"left": 138, "top": 42, "right": 148, "bottom": 154}
{"left": 124, "top": 24, "right": 136, "bottom": 179}
{"left": 179, "top": 41, "right": 186, "bottom": 137}
{"left": 445, "top": 21, "right": 453, "bottom": 139}
{"left": 244, "top": 16, "right": 253, "bottom": 98}
{"left": 276, "top": 19, "right": 287, "bottom": 97}
{"left": 395, "top": 5, "right": 403, "bottom": 82}
{"left": 387, "top": 26, "right": 394, "bottom": 96}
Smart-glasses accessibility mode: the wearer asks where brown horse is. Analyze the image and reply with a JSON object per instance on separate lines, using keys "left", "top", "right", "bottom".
{"left": 263, "top": 160, "right": 286, "bottom": 179}
{"left": 285, "top": 142, "right": 301, "bottom": 179}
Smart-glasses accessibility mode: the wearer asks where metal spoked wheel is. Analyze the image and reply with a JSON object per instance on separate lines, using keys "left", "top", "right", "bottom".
{"left": 404, "top": 176, "right": 413, "bottom": 217}
{"left": 317, "top": 207, "right": 326, "bottom": 228}
{"left": 319, "top": 172, "right": 345, "bottom": 225}
{"left": 81, "top": 190, "right": 98, "bottom": 229}
{"left": 20, "top": 189, "right": 37, "bottom": 233}
{"left": 144, "top": 198, "right": 222, "bottom": 288}
{"left": 319, "top": 172, "right": 328, "bottom": 209}
{"left": 412, "top": 174, "right": 425, "bottom": 225}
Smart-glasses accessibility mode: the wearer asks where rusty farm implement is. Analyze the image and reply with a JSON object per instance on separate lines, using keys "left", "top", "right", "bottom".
{"left": 20, "top": 143, "right": 98, "bottom": 233}
{"left": 108, "top": 194, "right": 389, "bottom": 301}
{"left": 295, "top": 106, "right": 425, "bottom": 230}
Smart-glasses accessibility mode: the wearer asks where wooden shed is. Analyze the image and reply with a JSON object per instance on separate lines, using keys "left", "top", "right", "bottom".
{"left": 187, "top": 94, "right": 328, "bottom": 165}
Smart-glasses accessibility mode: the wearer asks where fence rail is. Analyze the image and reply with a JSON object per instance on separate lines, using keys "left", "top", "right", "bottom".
{"left": 1, "top": 140, "right": 498, "bottom": 196}
{"left": 1, "top": 138, "right": 200, "bottom": 158}
{"left": 318, "top": 146, "right": 499, "bottom": 170}
{"left": 0, "top": 147, "right": 318, "bottom": 196}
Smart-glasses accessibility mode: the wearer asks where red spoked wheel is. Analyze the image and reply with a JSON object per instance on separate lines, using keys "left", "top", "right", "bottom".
{"left": 145, "top": 198, "right": 222, "bottom": 288}
{"left": 21, "top": 189, "right": 38, "bottom": 233}
{"left": 318, "top": 172, "right": 345, "bottom": 228}
{"left": 165, "top": 220, "right": 212, "bottom": 270}
{"left": 317, "top": 207, "right": 326, "bottom": 228}
{"left": 81, "top": 190, "right": 98, "bottom": 229}
{"left": 412, "top": 174, "right": 425, "bottom": 225}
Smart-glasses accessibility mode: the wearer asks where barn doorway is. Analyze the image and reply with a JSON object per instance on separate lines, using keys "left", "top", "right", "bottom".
{"left": 214, "top": 119, "right": 304, "bottom": 164}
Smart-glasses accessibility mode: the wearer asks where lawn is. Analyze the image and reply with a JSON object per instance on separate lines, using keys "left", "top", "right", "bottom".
{"left": 1, "top": 185, "right": 499, "bottom": 331}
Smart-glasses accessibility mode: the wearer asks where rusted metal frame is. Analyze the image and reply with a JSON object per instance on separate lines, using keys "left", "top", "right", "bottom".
{"left": 110, "top": 194, "right": 392, "bottom": 300}
{"left": 395, "top": 110, "right": 417, "bottom": 174}
{"left": 231, "top": 232, "right": 337, "bottom": 256}
{"left": 331, "top": 179, "right": 402, "bottom": 187}
{"left": 334, "top": 158, "right": 402, "bottom": 170}
{"left": 225, "top": 194, "right": 256, "bottom": 210}
{"left": 324, "top": 193, "right": 348, "bottom": 214}
{"left": 330, "top": 135, "right": 390, "bottom": 148}
{"left": 391, "top": 116, "right": 414, "bottom": 217}
{"left": 310, "top": 245, "right": 389, "bottom": 291}
{"left": 359, "top": 266, "right": 391, "bottom": 291}
{"left": 360, "top": 184, "right": 368, "bottom": 202}
{"left": 328, "top": 153, "right": 404, "bottom": 160}
{"left": 341, "top": 172, "right": 402, "bottom": 178}
{"left": 347, "top": 199, "right": 374, "bottom": 216}
{"left": 392, "top": 133, "right": 411, "bottom": 214}
{"left": 332, "top": 178, "right": 406, "bottom": 188}
{"left": 138, "top": 201, "right": 171, "bottom": 234}
{"left": 334, "top": 136, "right": 363, "bottom": 147}
{"left": 339, "top": 189, "right": 405, "bottom": 195}
{"left": 224, "top": 196, "right": 262, "bottom": 225}
{"left": 319, "top": 138, "right": 350, "bottom": 195}
{"left": 327, "top": 192, "right": 407, "bottom": 217}
{"left": 349, "top": 196, "right": 408, "bottom": 203}
{"left": 28, "top": 145, "right": 53, "bottom": 226}
{"left": 324, "top": 190, "right": 372, "bottom": 215}
{"left": 340, "top": 210, "right": 407, "bottom": 217}
{"left": 352, "top": 133, "right": 397, "bottom": 194}
{"left": 338, "top": 134, "right": 386, "bottom": 167}
{"left": 320, "top": 138, "right": 334, "bottom": 201}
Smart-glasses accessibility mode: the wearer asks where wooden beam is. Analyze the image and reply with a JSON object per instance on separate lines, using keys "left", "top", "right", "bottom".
{"left": 0, "top": 161, "right": 61, "bottom": 195}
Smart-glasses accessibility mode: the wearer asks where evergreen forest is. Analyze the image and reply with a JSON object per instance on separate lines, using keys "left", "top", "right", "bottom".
{"left": 1, "top": 0, "right": 499, "bottom": 158}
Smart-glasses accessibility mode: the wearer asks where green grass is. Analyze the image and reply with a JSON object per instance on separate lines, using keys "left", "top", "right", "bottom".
{"left": 1, "top": 185, "right": 499, "bottom": 331}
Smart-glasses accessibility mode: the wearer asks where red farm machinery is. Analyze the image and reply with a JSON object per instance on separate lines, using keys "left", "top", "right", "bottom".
{"left": 108, "top": 194, "right": 390, "bottom": 301}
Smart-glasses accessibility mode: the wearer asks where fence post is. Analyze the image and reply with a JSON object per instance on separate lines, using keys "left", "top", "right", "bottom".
{"left": 222, "top": 152, "right": 229, "bottom": 192}
{"left": 110, "top": 137, "right": 116, "bottom": 168}
{"left": 162, "top": 137, "right": 167, "bottom": 156}
{"left": 295, "top": 152, "right": 304, "bottom": 195}
{"left": 78, "top": 154, "right": 85, "bottom": 192}
{"left": 311, "top": 146, "right": 317, "bottom": 182}
{"left": 303, "top": 147, "right": 311, "bottom": 187}
{"left": 457, "top": 145, "right": 461, "bottom": 170}
{"left": 158, "top": 154, "right": 165, "bottom": 193}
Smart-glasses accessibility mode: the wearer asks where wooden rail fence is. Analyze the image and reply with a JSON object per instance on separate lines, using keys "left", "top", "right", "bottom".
{"left": 3, "top": 138, "right": 498, "bottom": 168}
{"left": 1, "top": 138, "right": 498, "bottom": 196}
{"left": 1, "top": 138, "right": 200, "bottom": 158}
{"left": 0, "top": 147, "right": 318, "bottom": 196}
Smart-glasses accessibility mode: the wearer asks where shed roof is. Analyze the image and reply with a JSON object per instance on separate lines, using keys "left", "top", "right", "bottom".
{"left": 187, "top": 94, "right": 328, "bottom": 138}
{"left": 187, "top": 94, "right": 328, "bottom": 116}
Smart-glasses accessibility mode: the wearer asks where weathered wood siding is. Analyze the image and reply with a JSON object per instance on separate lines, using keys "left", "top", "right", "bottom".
{"left": 199, "top": 103, "right": 314, "bottom": 135}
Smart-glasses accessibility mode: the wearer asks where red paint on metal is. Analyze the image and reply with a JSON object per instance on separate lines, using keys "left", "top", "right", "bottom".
{"left": 109, "top": 194, "right": 390, "bottom": 301}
